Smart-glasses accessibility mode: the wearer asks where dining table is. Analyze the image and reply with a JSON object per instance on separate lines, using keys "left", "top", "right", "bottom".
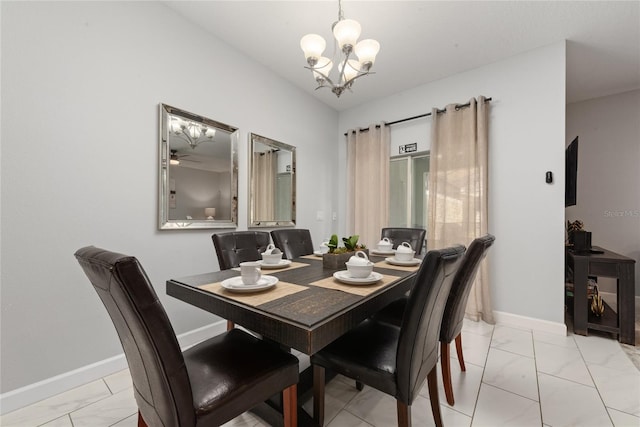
{"left": 166, "top": 251, "right": 423, "bottom": 426}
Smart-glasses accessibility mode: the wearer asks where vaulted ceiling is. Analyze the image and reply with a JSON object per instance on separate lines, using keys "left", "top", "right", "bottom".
{"left": 165, "top": 1, "right": 640, "bottom": 111}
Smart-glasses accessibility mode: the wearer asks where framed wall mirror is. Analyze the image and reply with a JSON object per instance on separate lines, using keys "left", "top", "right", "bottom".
{"left": 249, "top": 133, "right": 296, "bottom": 227}
{"left": 159, "top": 104, "right": 238, "bottom": 229}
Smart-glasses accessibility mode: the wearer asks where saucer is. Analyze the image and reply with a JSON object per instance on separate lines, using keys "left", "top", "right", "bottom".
{"left": 385, "top": 257, "right": 421, "bottom": 266}
{"left": 221, "top": 275, "right": 278, "bottom": 293}
{"left": 258, "top": 259, "right": 292, "bottom": 269}
{"left": 314, "top": 250, "right": 327, "bottom": 257}
{"left": 371, "top": 248, "right": 395, "bottom": 255}
{"left": 333, "top": 270, "right": 382, "bottom": 285}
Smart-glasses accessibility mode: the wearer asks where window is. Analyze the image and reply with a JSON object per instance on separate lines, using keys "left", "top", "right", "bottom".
{"left": 389, "top": 153, "right": 430, "bottom": 229}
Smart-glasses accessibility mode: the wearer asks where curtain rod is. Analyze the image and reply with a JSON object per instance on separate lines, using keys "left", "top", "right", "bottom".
{"left": 344, "top": 97, "right": 492, "bottom": 136}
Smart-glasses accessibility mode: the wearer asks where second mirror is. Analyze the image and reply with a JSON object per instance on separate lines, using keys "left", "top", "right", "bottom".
{"left": 249, "top": 133, "right": 296, "bottom": 227}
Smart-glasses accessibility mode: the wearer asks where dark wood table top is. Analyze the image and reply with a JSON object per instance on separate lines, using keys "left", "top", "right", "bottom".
{"left": 167, "top": 254, "right": 420, "bottom": 354}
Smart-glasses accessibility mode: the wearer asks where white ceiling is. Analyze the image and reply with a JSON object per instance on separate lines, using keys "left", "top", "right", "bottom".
{"left": 165, "top": 1, "right": 640, "bottom": 112}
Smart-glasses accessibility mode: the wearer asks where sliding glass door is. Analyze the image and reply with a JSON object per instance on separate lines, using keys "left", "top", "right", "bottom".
{"left": 389, "top": 154, "right": 430, "bottom": 229}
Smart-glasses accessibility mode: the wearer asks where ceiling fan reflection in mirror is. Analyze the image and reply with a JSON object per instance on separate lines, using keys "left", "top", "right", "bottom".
{"left": 169, "top": 149, "right": 200, "bottom": 166}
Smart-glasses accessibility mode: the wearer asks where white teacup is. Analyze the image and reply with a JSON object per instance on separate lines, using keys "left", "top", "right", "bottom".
{"left": 240, "top": 261, "right": 262, "bottom": 285}
{"left": 394, "top": 242, "right": 415, "bottom": 262}
{"left": 261, "top": 244, "right": 282, "bottom": 264}
{"left": 318, "top": 240, "right": 330, "bottom": 254}
{"left": 345, "top": 251, "right": 373, "bottom": 278}
{"left": 377, "top": 237, "right": 393, "bottom": 252}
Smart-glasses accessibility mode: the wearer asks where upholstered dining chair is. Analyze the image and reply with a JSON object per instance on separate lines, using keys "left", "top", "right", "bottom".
{"left": 75, "top": 246, "right": 299, "bottom": 427}
{"left": 212, "top": 231, "right": 271, "bottom": 270}
{"left": 270, "top": 229, "right": 314, "bottom": 259}
{"left": 311, "top": 245, "right": 466, "bottom": 427}
{"left": 373, "top": 234, "right": 495, "bottom": 406}
{"left": 212, "top": 231, "right": 270, "bottom": 330}
{"left": 381, "top": 227, "right": 427, "bottom": 254}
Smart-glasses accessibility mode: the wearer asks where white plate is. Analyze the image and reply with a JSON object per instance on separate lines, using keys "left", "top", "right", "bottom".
{"left": 257, "top": 259, "right": 292, "bottom": 269}
{"left": 371, "top": 249, "right": 396, "bottom": 255}
{"left": 333, "top": 270, "right": 383, "bottom": 285}
{"left": 313, "top": 250, "right": 327, "bottom": 257}
{"left": 221, "top": 275, "right": 278, "bottom": 293}
{"left": 385, "top": 257, "right": 422, "bottom": 266}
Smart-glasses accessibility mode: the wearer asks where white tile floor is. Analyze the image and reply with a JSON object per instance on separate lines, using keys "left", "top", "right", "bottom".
{"left": 2, "top": 317, "right": 639, "bottom": 427}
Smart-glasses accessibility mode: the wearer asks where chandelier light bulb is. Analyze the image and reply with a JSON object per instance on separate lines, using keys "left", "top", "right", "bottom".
{"left": 300, "top": 34, "right": 326, "bottom": 63}
{"left": 333, "top": 19, "right": 361, "bottom": 51}
{"left": 355, "top": 39, "right": 380, "bottom": 70}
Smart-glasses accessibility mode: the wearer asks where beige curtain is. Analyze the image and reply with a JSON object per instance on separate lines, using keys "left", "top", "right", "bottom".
{"left": 253, "top": 151, "right": 276, "bottom": 219}
{"left": 346, "top": 124, "right": 390, "bottom": 248}
{"left": 427, "top": 96, "right": 493, "bottom": 323}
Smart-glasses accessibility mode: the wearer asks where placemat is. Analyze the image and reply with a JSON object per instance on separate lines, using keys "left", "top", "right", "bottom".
{"left": 309, "top": 273, "right": 400, "bottom": 296}
{"left": 199, "top": 280, "right": 308, "bottom": 306}
{"left": 300, "top": 254, "right": 323, "bottom": 261}
{"left": 373, "top": 260, "right": 422, "bottom": 272}
{"left": 231, "top": 261, "right": 311, "bottom": 272}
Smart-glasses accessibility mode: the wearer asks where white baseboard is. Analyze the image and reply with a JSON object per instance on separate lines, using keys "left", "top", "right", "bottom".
{"left": 493, "top": 310, "right": 568, "bottom": 335}
{"left": 0, "top": 321, "right": 226, "bottom": 415}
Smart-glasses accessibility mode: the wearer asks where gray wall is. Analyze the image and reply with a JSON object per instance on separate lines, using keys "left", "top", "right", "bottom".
{"left": 1, "top": 1, "right": 338, "bottom": 394}
{"left": 566, "top": 89, "right": 640, "bottom": 295}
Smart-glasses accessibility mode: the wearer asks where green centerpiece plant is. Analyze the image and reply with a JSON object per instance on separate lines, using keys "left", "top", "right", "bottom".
{"left": 323, "top": 234, "right": 369, "bottom": 269}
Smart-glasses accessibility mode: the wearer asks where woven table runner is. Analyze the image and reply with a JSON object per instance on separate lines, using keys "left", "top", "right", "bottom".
{"left": 309, "top": 273, "right": 400, "bottom": 296}
{"left": 373, "top": 260, "right": 421, "bottom": 272}
{"left": 299, "top": 254, "right": 323, "bottom": 261}
{"left": 199, "top": 281, "right": 308, "bottom": 306}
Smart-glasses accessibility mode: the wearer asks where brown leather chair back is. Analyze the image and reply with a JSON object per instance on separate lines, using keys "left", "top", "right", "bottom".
{"left": 381, "top": 227, "right": 426, "bottom": 253}
{"left": 74, "top": 246, "right": 195, "bottom": 427}
{"left": 396, "top": 244, "right": 465, "bottom": 404}
{"left": 212, "top": 231, "right": 270, "bottom": 270}
{"left": 440, "top": 234, "right": 495, "bottom": 344}
{"left": 270, "top": 229, "right": 314, "bottom": 259}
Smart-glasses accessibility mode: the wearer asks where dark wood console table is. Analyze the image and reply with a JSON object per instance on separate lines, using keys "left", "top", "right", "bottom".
{"left": 566, "top": 246, "right": 635, "bottom": 345}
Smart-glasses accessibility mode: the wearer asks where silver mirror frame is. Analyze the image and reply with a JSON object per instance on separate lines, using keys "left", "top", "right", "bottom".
{"left": 249, "top": 133, "right": 296, "bottom": 228}
{"left": 158, "top": 104, "right": 238, "bottom": 230}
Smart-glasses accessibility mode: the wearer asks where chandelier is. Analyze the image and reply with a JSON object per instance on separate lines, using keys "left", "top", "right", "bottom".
{"left": 170, "top": 117, "right": 216, "bottom": 149}
{"left": 300, "top": 0, "right": 380, "bottom": 98}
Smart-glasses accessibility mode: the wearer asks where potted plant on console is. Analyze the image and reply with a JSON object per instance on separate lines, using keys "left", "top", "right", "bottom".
{"left": 323, "top": 234, "right": 368, "bottom": 269}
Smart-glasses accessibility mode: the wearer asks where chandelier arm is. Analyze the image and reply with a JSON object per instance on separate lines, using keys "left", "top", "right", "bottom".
{"left": 173, "top": 133, "right": 193, "bottom": 147}
{"left": 174, "top": 130, "right": 211, "bottom": 149}
{"left": 303, "top": 66, "right": 338, "bottom": 88}
{"left": 342, "top": 70, "right": 375, "bottom": 87}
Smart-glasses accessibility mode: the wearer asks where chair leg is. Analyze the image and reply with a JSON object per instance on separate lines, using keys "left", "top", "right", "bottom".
{"left": 455, "top": 333, "right": 465, "bottom": 371}
{"left": 137, "top": 411, "right": 148, "bottom": 427}
{"left": 441, "top": 341, "right": 455, "bottom": 406}
{"left": 283, "top": 384, "right": 297, "bottom": 427}
{"left": 313, "top": 365, "right": 325, "bottom": 426}
{"left": 427, "top": 366, "right": 444, "bottom": 427}
{"left": 226, "top": 320, "right": 235, "bottom": 330}
{"left": 355, "top": 380, "right": 364, "bottom": 391}
{"left": 397, "top": 401, "right": 412, "bottom": 427}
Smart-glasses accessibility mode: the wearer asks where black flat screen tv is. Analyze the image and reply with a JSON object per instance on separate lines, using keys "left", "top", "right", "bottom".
{"left": 565, "top": 136, "right": 578, "bottom": 207}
